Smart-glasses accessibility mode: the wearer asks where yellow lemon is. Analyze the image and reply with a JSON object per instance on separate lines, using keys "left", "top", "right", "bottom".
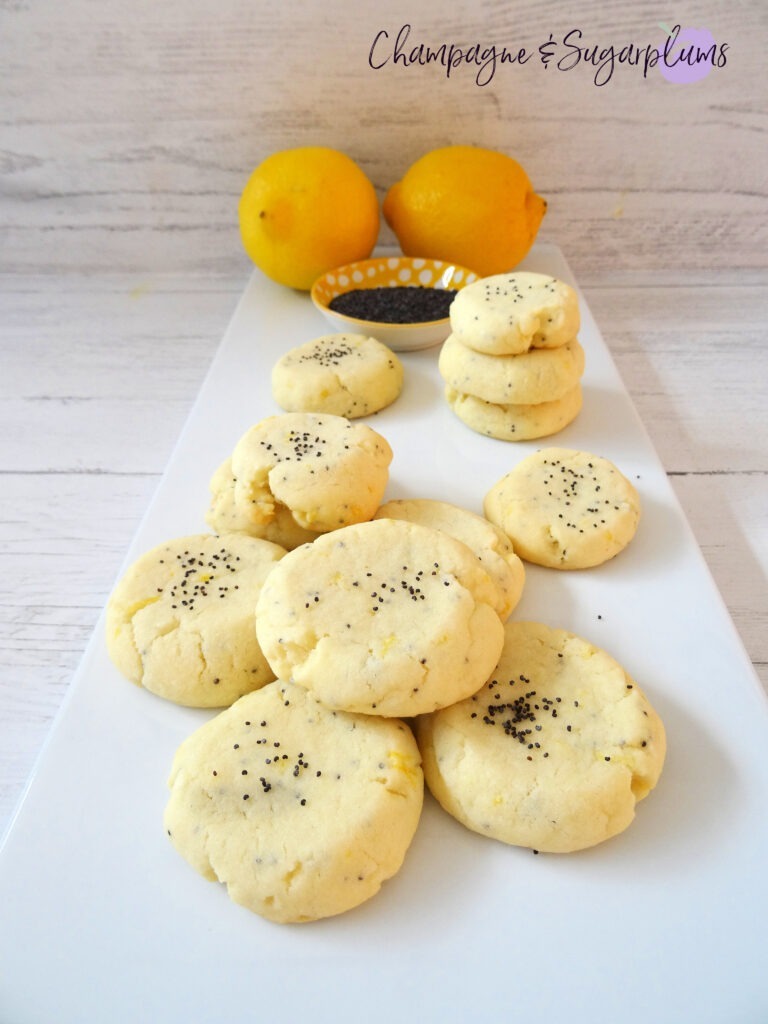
{"left": 383, "top": 145, "right": 546, "bottom": 276}
{"left": 239, "top": 147, "right": 380, "bottom": 291}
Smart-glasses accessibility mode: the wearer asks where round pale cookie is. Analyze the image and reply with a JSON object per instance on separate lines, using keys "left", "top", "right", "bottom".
{"left": 221, "top": 413, "right": 392, "bottom": 549}
{"left": 445, "top": 384, "right": 582, "bottom": 441}
{"left": 106, "top": 533, "right": 286, "bottom": 707}
{"left": 374, "top": 498, "right": 525, "bottom": 621}
{"left": 271, "top": 333, "right": 404, "bottom": 418}
{"left": 417, "top": 620, "right": 666, "bottom": 853}
{"left": 255, "top": 518, "right": 505, "bottom": 717}
{"left": 164, "top": 680, "right": 423, "bottom": 923}
{"left": 484, "top": 447, "right": 641, "bottom": 569}
{"left": 450, "top": 271, "right": 580, "bottom": 355}
{"left": 439, "top": 333, "right": 585, "bottom": 405}
{"left": 206, "top": 457, "right": 318, "bottom": 550}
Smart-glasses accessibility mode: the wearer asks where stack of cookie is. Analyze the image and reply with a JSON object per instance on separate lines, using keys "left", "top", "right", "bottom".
{"left": 439, "top": 271, "right": 584, "bottom": 440}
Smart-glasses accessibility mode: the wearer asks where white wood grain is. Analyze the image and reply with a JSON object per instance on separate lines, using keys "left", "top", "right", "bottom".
{"left": 1, "top": 0, "right": 766, "bottom": 274}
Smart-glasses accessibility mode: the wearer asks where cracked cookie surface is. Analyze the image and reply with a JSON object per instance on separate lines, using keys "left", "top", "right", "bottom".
{"left": 271, "top": 333, "right": 403, "bottom": 418}
{"left": 484, "top": 447, "right": 640, "bottom": 568}
{"left": 417, "top": 620, "right": 666, "bottom": 853}
{"left": 449, "top": 271, "right": 580, "bottom": 355}
{"left": 374, "top": 497, "right": 525, "bottom": 621}
{"left": 106, "top": 532, "right": 286, "bottom": 707}
{"left": 164, "top": 679, "right": 423, "bottom": 923}
{"left": 255, "top": 518, "right": 505, "bottom": 717}
{"left": 207, "top": 413, "right": 393, "bottom": 549}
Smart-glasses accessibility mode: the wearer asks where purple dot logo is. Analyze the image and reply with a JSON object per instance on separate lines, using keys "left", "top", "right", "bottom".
{"left": 657, "top": 22, "right": 718, "bottom": 83}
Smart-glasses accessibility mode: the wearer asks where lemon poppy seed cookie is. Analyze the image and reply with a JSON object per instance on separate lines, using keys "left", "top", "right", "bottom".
{"left": 165, "top": 681, "right": 423, "bottom": 923}
{"left": 450, "top": 271, "right": 580, "bottom": 356}
{"left": 417, "top": 621, "right": 666, "bottom": 853}
{"left": 445, "top": 384, "right": 582, "bottom": 441}
{"left": 206, "top": 457, "right": 318, "bottom": 550}
{"left": 271, "top": 333, "right": 404, "bottom": 418}
{"left": 255, "top": 518, "right": 505, "bottom": 717}
{"left": 439, "top": 333, "right": 585, "bottom": 406}
{"left": 374, "top": 498, "right": 525, "bottom": 621}
{"left": 208, "top": 413, "right": 392, "bottom": 550}
{"left": 106, "top": 533, "right": 286, "bottom": 707}
{"left": 484, "top": 447, "right": 640, "bottom": 569}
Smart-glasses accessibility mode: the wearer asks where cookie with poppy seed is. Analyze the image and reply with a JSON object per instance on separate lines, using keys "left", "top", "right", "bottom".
{"left": 255, "top": 518, "right": 505, "bottom": 717}
{"left": 416, "top": 620, "right": 666, "bottom": 853}
{"left": 206, "top": 412, "right": 393, "bottom": 550}
{"left": 271, "top": 333, "right": 403, "bottom": 418}
{"left": 449, "top": 271, "right": 580, "bottom": 355}
{"left": 445, "top": 383, "right": 583, "bottom": 442}
{"left": 374, "top": 497, "right": 525, "bottom": 621}
{"left": 438, "top": 333, "right": 585, "bottom": 406}
{"left": 106, "top": 532, "right": 285, "bottom": 707}
{"left": 164, "top": 679, "right": 423, "bottom": 923}
{"left": 484, "top": 447, "right": 640, "bottom": 568}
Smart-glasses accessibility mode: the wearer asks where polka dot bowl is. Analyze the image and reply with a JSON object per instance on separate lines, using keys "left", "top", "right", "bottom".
{"left": 310, "top": 255, "right": 480, "bottom": 351}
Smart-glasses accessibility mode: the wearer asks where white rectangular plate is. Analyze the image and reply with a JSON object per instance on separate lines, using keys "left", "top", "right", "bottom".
{"left": 2, "top": 244, "right": 767, "bottom": 1024}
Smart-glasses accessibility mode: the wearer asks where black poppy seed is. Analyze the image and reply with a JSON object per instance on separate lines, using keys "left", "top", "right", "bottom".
{"left": 329, "top": 286, "right": 457, "bottom": 324}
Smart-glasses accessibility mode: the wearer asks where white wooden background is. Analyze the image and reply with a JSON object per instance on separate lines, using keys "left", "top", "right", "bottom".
{"left": 1, "top": 0, "right": 766, "bottom": 836}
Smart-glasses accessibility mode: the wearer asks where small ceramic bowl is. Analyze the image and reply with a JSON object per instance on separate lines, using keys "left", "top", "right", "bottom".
{"left": 310, "top": 255, "right": 480, "bottom": 351}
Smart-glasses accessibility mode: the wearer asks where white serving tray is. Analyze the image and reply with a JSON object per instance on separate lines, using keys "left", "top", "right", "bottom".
{"left": 2, "top": 244, "right": 767, "bottom": 1024}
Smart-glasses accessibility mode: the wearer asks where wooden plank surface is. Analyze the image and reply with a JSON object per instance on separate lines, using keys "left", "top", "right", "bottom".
{"left": 1, "top": 1, "right": 766, "bottom": 273}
